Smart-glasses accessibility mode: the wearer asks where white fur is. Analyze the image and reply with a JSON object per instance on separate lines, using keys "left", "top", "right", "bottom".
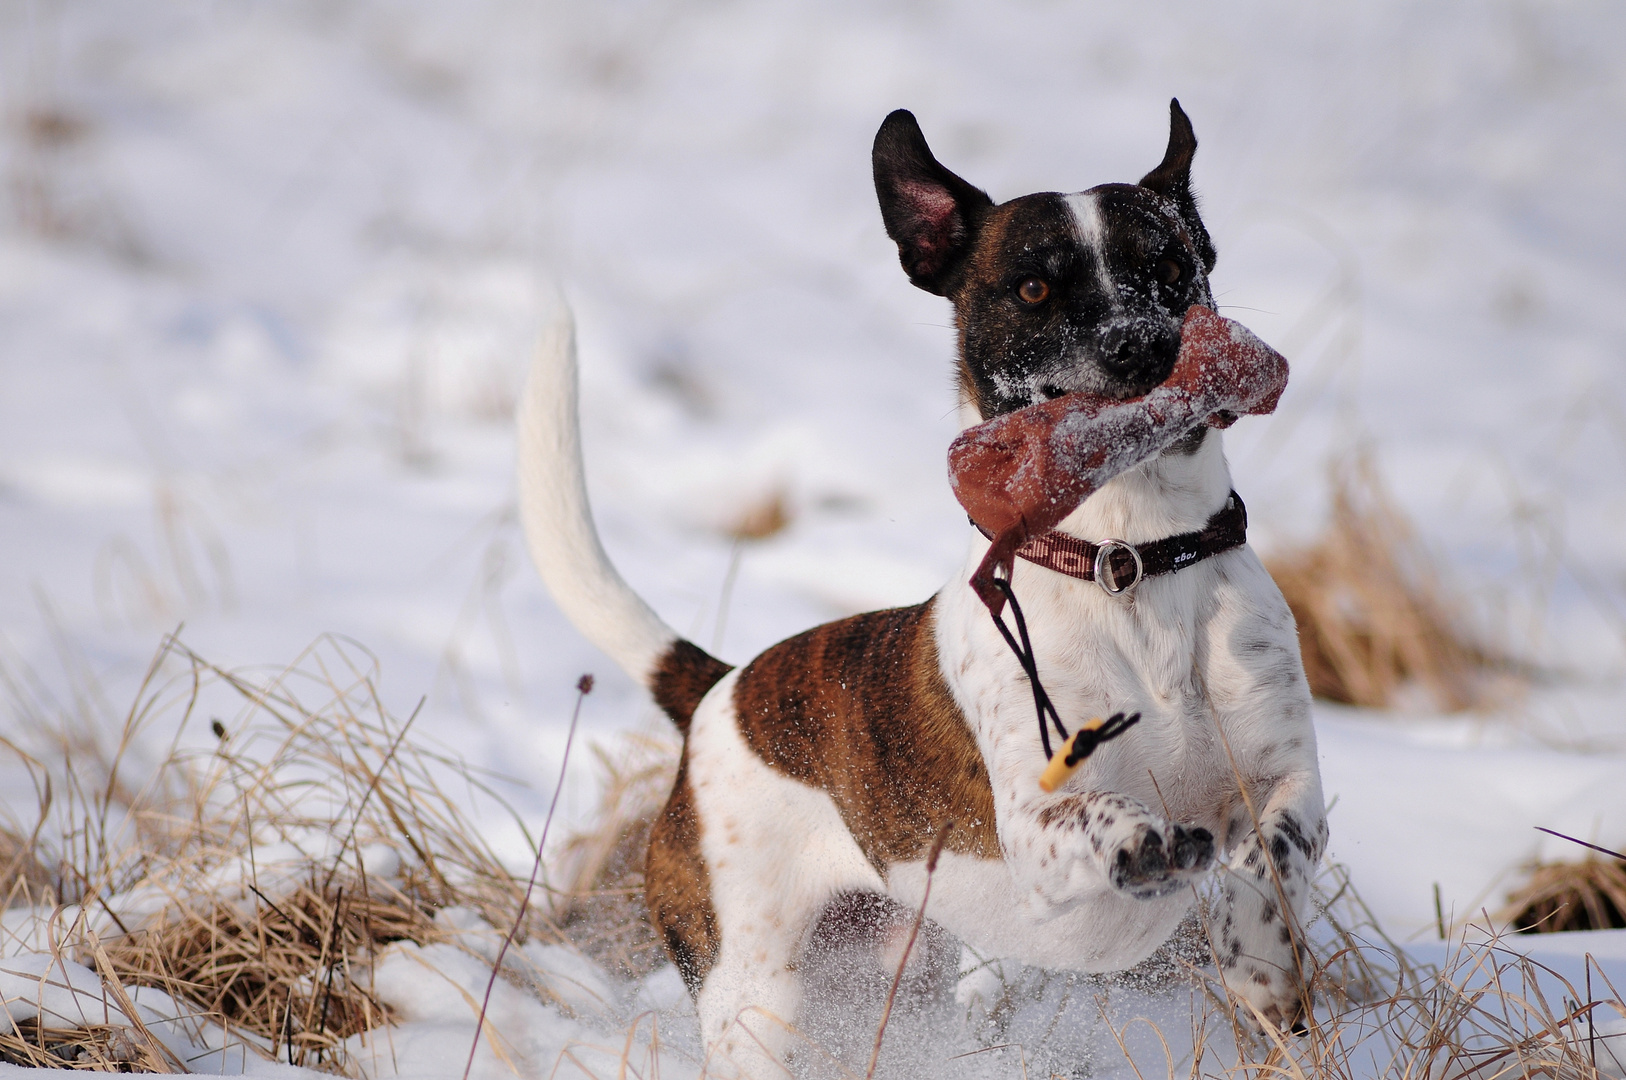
{"left": 933, "top": 437, "right": 1326, "bottom": 1003}
{"left": 520, "top": 305, "right": 1327, "bottom": 1076}
{"left": 685, "top": 668, "right": 884, "bottom": 1076}
{"left": 1065, "top": 191, "right": 1122, "bottom": 308}
{"left": 516, "top": 309, "right": 677, "bottom": 683}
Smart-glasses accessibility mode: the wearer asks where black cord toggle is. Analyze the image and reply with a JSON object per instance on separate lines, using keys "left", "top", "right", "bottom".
{"left": 1040, "top": 712, "right": 1141, "bottom": 792}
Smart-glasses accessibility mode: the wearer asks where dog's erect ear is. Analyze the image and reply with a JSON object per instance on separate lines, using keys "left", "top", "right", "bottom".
{"left": 873, "top": 110, "right": 994, "bottom": 296}
{"left": 1139, "top": 99, "right": 1216, "bottom": 272}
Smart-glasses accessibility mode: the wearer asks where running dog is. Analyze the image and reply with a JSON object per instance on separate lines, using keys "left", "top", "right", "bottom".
{"left": 518, "top": 100, "right": 1327, "bottom": 1075}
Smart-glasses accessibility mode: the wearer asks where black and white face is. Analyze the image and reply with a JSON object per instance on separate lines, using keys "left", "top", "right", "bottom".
{"left": 873, "top": 101, "right": 1218, "bottom": 421}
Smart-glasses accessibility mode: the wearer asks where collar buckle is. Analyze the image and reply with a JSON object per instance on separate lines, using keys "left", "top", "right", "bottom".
{"left": 1093, "top": 539, "right": 1143, "bottom": 597}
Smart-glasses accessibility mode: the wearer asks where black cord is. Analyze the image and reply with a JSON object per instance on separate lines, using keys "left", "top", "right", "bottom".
{"left": 987, "top": 572, "right": 1070, "bottom": 759}
{"left": 1062, "top": 711, "right": 1141, "bottom": 765}
{"left": 987, "top": 572, "right": 1141, "bottom": 765}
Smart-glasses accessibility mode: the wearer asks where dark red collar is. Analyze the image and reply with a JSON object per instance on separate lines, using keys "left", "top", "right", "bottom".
{"left": 976, "top": 491, "right": 1247, "bottom": 596}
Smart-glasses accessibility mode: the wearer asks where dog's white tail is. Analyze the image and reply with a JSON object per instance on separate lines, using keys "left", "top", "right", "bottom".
{"left": 517, "top": 307, "right": 731, "bottom": 730}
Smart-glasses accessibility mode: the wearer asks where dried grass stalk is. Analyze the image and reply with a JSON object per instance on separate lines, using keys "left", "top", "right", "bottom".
{"left": 726, "top": 490, "right": 791, "bottom": 542}
{"left": 1265, "top": 455, "right": 1506, "bottom": 710}
{"left": 1501, "top": 858, "right": 1626, "bottom": 934}
{"left": 1, "top": 826, "right": 57, "bottom": 908}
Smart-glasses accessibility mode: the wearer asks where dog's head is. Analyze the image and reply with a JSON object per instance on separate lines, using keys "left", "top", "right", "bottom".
{"left": 874, "top": 100, "right": 1217, "bottom": 421}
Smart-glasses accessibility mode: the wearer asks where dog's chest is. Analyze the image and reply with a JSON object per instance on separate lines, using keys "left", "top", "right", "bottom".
{"left": 939, "top": 565, "right": 1240, "bottom": 830}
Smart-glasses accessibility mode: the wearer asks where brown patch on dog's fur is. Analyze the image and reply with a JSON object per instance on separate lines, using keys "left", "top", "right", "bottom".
{"left": 650, "top": 638, "right": 733, "bottom": 733}
{"left": 730, "top": 598, "right": 999, "bottom": 870}
{"left": 644, "top": 752, "right": 719, "bottom": 994}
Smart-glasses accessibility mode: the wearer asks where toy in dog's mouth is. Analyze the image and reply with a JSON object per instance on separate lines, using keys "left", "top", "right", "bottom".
{"left": 949, "top": 304, "right": 1287, "bottom": 614}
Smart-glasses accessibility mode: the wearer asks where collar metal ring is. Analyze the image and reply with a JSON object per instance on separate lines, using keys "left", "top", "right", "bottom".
{"left": 1093, "top": 539, "right": 1143, "bottom": 597}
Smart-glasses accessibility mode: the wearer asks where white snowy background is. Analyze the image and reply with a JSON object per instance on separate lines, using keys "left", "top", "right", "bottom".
{"left": 2, "top": 1, "right": 1626, "bottom": 1076}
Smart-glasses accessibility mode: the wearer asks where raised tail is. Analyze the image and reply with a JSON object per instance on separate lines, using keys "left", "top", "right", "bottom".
{"left": 516, "top": 306, "right": 731, "bottom": 732}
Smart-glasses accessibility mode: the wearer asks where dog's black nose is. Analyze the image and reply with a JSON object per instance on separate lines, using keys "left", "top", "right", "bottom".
{"left": 1095, "top": 319, "right": 1180, "bottom": 387}
{"left": 1097, "top": 322, "right": 1134, "bottom": 368}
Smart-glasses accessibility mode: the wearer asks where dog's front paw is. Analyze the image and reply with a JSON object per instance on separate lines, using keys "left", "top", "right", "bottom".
{"left": 1108, "top": 822, "right": 1214, "bottom": 898}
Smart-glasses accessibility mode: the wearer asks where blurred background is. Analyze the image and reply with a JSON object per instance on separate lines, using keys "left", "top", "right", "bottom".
{"left": 2, "top": 0, "right": 1625, "bottom": 940}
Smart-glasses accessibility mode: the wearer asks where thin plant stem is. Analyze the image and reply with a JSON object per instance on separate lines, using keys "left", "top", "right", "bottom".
{"left": 462, "top": 674, "right": 593, "bottom": 1080}
{"left": 865, "top": 820, "right": 952, "bottom": 1080}
{"left": 1535, "top": 826, "right": 1626, "bottom": 863}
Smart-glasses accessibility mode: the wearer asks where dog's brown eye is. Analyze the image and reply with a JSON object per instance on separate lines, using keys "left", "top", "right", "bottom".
{"left": 1016, "top": 277, "right": 1049, "bottom": 304}
{"left": 1156, "top": 259, "right": 1182, "bottom": 286}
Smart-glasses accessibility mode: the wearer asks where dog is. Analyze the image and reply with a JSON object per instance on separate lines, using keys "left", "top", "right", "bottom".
{"left": 518, "top": 100, "right": 1327, "bottom": 1075}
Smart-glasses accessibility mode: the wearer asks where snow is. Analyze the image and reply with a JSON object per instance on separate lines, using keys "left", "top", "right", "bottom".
{"left": 3, "top": 0, "right": 1626, "bottom": 1076}
{"left": 0, "top": 955, "right": 109, "bottom": 1035}
{"left": 1320, "top": 708, "right": 1626, "bottom": 934}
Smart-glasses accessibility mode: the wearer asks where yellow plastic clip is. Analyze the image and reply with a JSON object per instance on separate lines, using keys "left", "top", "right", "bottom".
{"left": 1038, "top": 716, "right": 1105, "bottom": 793}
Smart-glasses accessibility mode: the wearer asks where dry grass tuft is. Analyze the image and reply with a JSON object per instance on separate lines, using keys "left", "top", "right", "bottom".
{"left": 0, "top": 1020, "right": 173, "bottom": 1072}
{"left": 1183, "top": 865, "right": 1625, "bottom": 1080}
{"left": 1265, "top": 456, "right": 1510, "bottom": 710}
{"left": 0, "top": 630, "right": 559, "bottom": 1074}
{"left": 100, "top": 880, "right": 431, "bottom": 1063}
{"left": 1501, "top": 858, "right": 1626, "bottom": 934}
{"left": 548, "top": 733, "right": 676, "bottom": 980}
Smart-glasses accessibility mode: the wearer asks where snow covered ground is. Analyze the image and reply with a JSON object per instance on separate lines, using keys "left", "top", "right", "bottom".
{"left": 2, "top": 1, "right": 1626, "bottom": 1076}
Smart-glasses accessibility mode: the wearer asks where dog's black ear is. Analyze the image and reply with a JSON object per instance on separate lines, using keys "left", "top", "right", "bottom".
{"left": 873, "top": 110, "right": 993, "bottom": 295}
{"left": 1139, "top": 99, "right": 1216, "bottom": 272}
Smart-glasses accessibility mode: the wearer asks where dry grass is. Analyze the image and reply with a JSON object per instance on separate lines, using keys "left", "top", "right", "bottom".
{"left": 100, "top": 881, "right": 428, "bottom": 1063}
{"left": 548, "top": 733, "right": 677, "bottom": 980}
{"left": 1294, "top": 867, "right": 1625, "bottom": 1080}
{"left": 1502, "top": 859, "right": 1626, "bottom": 934}
{"left": 0, "top": 1019, "right": 174, "bottom": 1072}
{"left": 1265, "top": 456, "right": 1512, "bottom": 711}
{"left": 0, "top": 630, "right": 558, "bottom": 1074}
{"left": 0, "top": 827, "right": 55, "bottom": 906}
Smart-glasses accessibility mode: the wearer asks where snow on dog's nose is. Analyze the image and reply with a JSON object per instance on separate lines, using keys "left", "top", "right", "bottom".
{"left": 1092, "top": 315, "right": 1182, "bottom": 391}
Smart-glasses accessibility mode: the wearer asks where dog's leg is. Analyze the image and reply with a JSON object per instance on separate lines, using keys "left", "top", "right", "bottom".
{"left": 698, "top": 907, "right": 816, "bottom": 1079}
{"left": 696, "top": 820, "right": 873, "bottom": 1079}
{"left": 1210, "top": 778, "right": 1328, "bottom": 1030}
{"left": 686, "top": 679, "right": 882, "bottom": 1078}
{"left": 1199, "top": 552, "right": 1328, "bottom": 1029}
